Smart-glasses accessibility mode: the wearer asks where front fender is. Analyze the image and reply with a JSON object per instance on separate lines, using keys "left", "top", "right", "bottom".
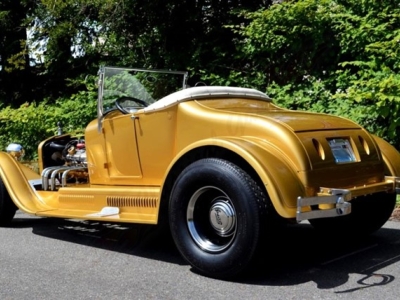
{"left": 163, "top": 137, "right": 305, "bottom": 219}
{"left": 0, "top": 152, "right": 51, "bottom": 213}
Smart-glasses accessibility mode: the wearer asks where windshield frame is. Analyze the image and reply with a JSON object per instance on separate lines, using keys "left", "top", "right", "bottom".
{"left": 97, "top": 66, "right": 189, "bottom": 132}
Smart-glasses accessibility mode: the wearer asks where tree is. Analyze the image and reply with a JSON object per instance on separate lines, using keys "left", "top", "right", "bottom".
{"left": 0, "top": 0, "right": 34, "bottom": 106}
{"left": 215, "top": 0, "right": 400, "bottom": 147}
{"left": 1, "top": 0, "right": 273, "bottom": 105}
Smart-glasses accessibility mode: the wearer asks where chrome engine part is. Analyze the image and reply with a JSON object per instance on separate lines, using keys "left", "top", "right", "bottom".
{"left": 42, "top": 138, "right": 89, "bottom": 191}
{"left": 63, "top": 139, "right": 87, "bottom": 166}
{"left": 65, "top": 147, "right": 87, "bottom": 165}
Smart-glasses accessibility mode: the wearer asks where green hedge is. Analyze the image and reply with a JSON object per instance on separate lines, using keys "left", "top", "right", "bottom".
{"left": 0, "top": 83, "right": 97, "bottom": 160}
{"left": 201, "top": 0, "right": 400, "bottom": 150}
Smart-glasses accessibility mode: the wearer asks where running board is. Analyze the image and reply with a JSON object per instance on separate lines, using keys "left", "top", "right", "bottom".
{"left": 35, "top": 206, "right": 158, "bottom": 224}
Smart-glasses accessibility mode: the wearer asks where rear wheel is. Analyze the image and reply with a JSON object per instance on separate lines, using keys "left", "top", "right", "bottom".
{"left": 169, "top": 158, "right": 269, "bottom": 279}
{"left": 0, "top": 177, "right": 17, "bottom": 226}
{"left": 309, "top": 192, "right": 396, "bottom": 236}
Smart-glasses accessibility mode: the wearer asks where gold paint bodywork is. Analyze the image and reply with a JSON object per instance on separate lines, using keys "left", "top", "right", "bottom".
{"left": 1, "top": 89, "right": 400, "bottom": 224}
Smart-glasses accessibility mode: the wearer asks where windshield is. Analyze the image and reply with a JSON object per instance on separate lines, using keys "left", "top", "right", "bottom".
{"left": 97, "top": 66, "right": 188, "bottom": 116}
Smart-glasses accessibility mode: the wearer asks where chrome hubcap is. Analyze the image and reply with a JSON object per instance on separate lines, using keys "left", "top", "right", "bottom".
{"left": 187, "top": 186, "right": 237, "bottom": 253}
{"left": 209, "top": 199, "right": 236, "bottom": 237}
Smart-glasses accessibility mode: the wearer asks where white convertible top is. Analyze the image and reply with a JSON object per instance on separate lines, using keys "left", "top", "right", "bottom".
{"left": 143, "top": 86, "right": 271, "bottom": 112}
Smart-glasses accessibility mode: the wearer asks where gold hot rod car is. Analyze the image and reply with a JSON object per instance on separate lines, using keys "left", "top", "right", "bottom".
{"left": 1, "top": 66, "right": 400, "bottom": 278}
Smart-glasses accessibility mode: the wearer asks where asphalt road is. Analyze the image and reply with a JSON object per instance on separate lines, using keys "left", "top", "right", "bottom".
{"left": 2, "top": 211, "right": 400, "bottom": 299}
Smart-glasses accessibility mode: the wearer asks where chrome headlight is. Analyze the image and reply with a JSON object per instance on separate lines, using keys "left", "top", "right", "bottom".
{"left": 6, "top": 143, "right": 25, "bottom": 160}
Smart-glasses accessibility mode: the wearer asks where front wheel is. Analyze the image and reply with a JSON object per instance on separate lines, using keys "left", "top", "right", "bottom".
{"left": 0, "top": 177, "right": 17, "bottom": 226}
{"left": 169, "top": 158, "right": 269, "bottom": 279}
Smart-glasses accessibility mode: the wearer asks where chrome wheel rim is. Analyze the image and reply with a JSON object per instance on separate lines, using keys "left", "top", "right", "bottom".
{"left": 186, "top": 186, "right": 237, "bottom": 253}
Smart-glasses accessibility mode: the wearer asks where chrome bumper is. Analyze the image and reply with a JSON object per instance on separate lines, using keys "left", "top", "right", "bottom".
{"left": 296, "top": 176, "right": 400, "bottom": 222}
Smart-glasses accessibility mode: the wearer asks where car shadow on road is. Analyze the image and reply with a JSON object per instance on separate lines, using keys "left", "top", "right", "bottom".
{"left": 239, "top": 221, "right": 400, "bottom": 293}
{"left": 10, "top": 212, "right": 400, "bottom": 291}
{"left": 12, "top": 213, "right": 185, "bottom": 266}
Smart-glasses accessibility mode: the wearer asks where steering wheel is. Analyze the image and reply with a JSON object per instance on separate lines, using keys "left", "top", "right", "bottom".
{"left": 115, "top": 96, "right": 148, "bottom": 114}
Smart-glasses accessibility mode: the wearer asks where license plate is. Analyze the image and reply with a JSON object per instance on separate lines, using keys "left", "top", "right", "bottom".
{"left": 327, "top": 138, "right": 357, "bottom": 164}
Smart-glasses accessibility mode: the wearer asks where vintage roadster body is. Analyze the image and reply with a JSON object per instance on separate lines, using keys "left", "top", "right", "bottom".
{"left": 1, "top": 66, "right": 400, "bottom": 278}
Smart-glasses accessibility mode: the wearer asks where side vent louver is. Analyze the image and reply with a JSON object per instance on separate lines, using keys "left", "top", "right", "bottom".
{"left": 107, "top": 196, "right": 157, "bottom": 208}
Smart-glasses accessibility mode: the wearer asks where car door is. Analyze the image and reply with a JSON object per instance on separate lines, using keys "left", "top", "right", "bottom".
{"left": 102, "top": 113, "right": 142, "bottom": 184}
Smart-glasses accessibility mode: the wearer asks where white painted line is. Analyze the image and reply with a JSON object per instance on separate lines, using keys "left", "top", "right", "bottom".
{"left": 321, "top": 244, "right": 378, "bottom": 266}
{"left": 361, "top": 254, "right": 400, "bottom": 273}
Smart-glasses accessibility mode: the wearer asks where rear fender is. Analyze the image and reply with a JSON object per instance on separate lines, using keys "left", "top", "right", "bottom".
{"left": 163, "top": 137, "right": 304, "bottom": 218}
{"left": 0, "top": 152, "right": 51, "bottom": 213}
{"left": 372, "top": 135, "right": 400, "bottom": 176}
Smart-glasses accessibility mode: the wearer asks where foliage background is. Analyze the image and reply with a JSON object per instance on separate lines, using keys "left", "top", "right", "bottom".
{"left": 1, "top": 0, "right": 399, "bottom": 159}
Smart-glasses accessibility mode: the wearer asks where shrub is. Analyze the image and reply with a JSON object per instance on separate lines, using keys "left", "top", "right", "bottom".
{"left": 0, "top": 76, "right": 97, "bottom": 160}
